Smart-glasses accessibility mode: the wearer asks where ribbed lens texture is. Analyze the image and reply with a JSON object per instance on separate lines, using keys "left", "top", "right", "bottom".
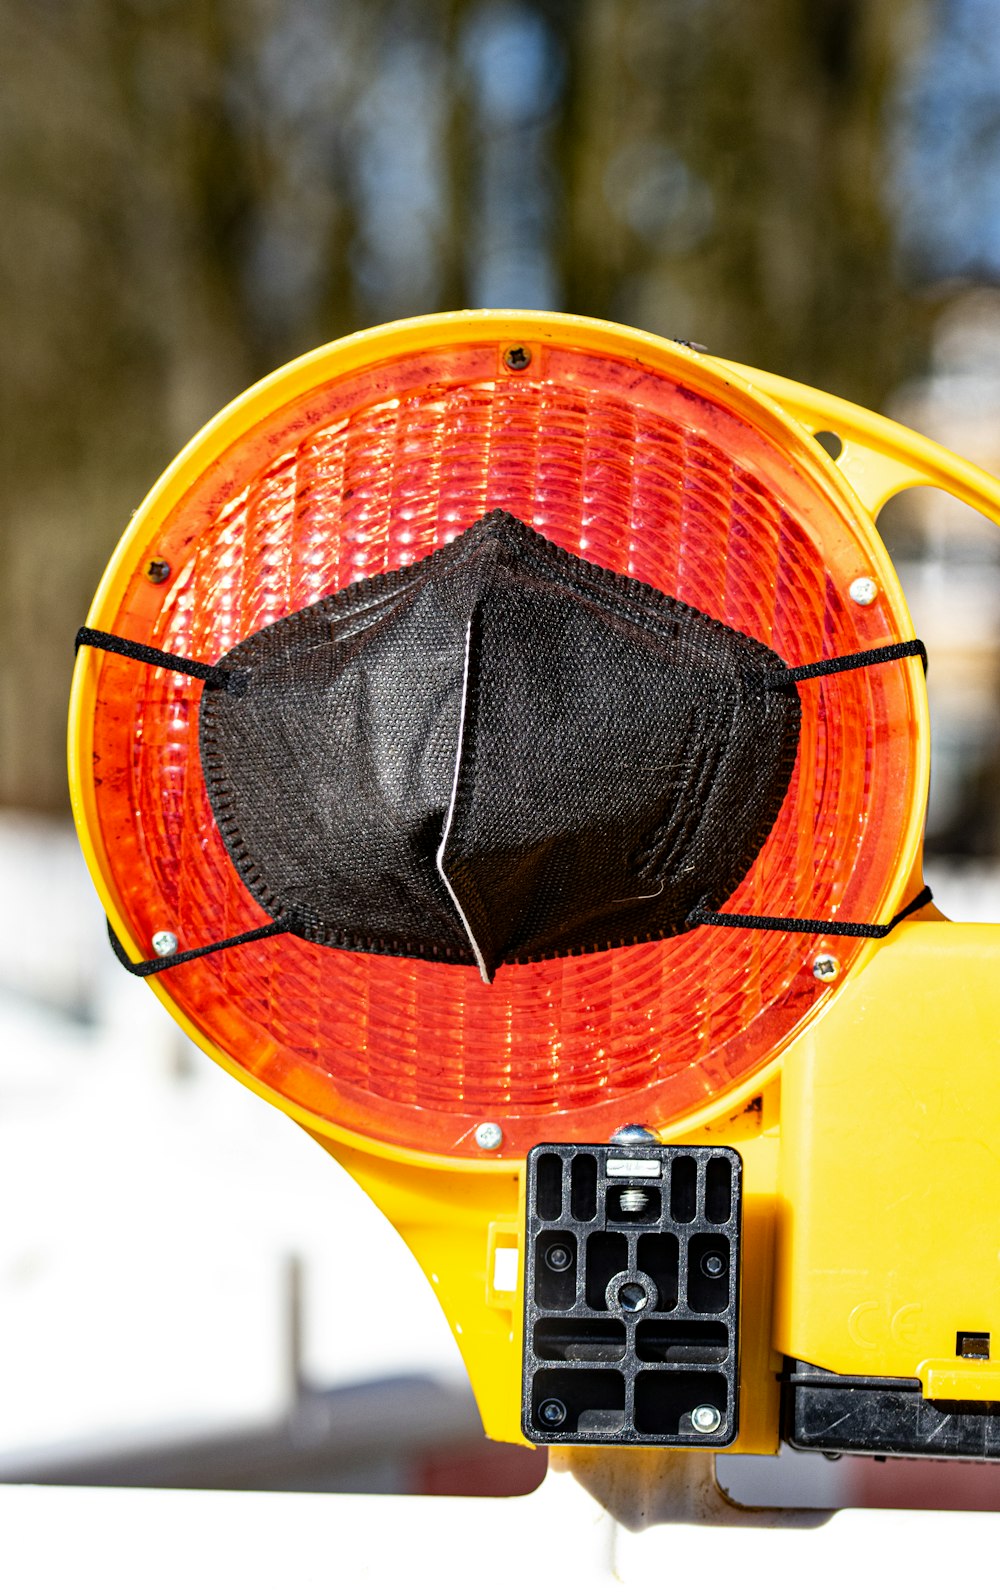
{"left": 92, "top": 343, "right": 918, "bottom": 1155}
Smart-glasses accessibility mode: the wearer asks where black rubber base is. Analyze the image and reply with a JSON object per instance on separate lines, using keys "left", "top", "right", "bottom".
{"left": 783, "top": 1358, "right": 1000, "bottom": 1459}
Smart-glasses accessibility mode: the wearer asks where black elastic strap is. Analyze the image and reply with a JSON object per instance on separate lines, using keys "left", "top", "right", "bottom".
{"left": 113, "top": 882, "right": 933, "bottom": 977}
{"left": 77, "top": 626, "right": 926, "bottom": 695}
{"left": 687, "top": 883, "right": 933, "bottom": 939}
{"left": 108, "top": 915, "right": 295, "bottom": 977}
{"left": 776, "top": 639, "right": 927, "bottom": 686}
{"left": 76, "top": 626, "right": 239, "bottom": 690}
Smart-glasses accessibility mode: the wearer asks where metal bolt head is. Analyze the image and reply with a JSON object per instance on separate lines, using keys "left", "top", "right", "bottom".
{"left": 151, "top": 930, "right": 179, "bottom": 957}
{"left": 540, "top": 1398, "right": 567, "bottom": 1428}
{"left": 146, "top": 558, "right": 171, "bottom": 584}
{"left": 617, "top": 1280, "right": 649, "bottom": 1312}
{"left": 849, "top": 576, "right": 878, "bottom": 607}
{"left": 545, "top": 1243, "right": 572, "bottom": 1272}
{"left": 474, "top": 1121, "right": 503, "bottom": 1151}
{"left": 610, "top": 1124, "right": 661, "bottom": 1146}
{"left": 812, "top": 952, "right": 841, "bottom": 984}
{"left": 701, "top": 1251, "right": 725, "bottom": 1278}
{"left": 691, "top": 1403, "right": 722, "bottom": 1435}
{"left": 503, "top": 344, "right": 531, "bottom": 371}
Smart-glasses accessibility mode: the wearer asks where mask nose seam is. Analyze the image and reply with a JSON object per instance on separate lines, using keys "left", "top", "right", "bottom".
{"left": 435, "top": 615, "right": 493, "bottom": 984}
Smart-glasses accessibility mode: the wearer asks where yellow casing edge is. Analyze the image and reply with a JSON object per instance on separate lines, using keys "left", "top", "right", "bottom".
{"left": 67, "top": 311, "right": 1000, "bottom": 1450}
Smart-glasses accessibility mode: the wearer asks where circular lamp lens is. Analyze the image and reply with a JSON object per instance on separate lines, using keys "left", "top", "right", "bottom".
{"left": 69, "top": 313, "right": 925, "bottom": 1160}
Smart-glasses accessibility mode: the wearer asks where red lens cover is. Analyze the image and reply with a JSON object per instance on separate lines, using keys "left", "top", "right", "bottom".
{"left": 86, "top": 339, "right": 920, "bottom": 1156}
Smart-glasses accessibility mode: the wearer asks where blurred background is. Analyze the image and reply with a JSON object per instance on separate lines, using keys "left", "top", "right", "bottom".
{"left": 2, "top": 0, "right": 1000, "bottom": 1508}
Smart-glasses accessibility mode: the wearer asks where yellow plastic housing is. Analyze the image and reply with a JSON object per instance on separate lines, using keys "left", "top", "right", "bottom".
{"left": 67, "top": 312, "right": 1000, "bottom": 1451}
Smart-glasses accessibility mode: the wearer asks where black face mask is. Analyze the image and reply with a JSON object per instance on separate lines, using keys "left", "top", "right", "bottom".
{"left": 78, "top": 510, "right": 929, "bottom": 982}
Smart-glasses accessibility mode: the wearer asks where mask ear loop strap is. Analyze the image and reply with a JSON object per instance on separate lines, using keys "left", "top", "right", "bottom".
{"left": 687, "top": 883, "right": 933, "bottom": 938}
{"left": 75, "top": 627, "right": 246, "bottom": 692}
{"left": 78, "top": 626, "right": 281, "bottom": 974}
{"left": 107, "top": 916, "right": 297, "bottom": 977}
{"left": 780, "top": 637, "right": 927, "bottom": 684}
{"left": 699, "top": 636, "right": 931, "bottom": 935}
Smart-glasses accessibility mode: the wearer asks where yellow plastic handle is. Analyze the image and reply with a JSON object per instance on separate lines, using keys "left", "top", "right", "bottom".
{"left": 723, "top": 360, "right": 1000, "bottom": 523}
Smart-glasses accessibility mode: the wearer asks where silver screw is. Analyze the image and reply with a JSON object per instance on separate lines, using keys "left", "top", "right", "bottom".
{"left": 540, "top": 1398, "right": 567, "bottom": 1427}
{"left": 812, "top": 952, "right": 841, "bottom": 984}
{"left": 691, "top": 1403, "right": 722, "bottom": 1435}
{"left": 617, "top": 1280, "right": 649, "bottom": 1312}
{"left": 619, "top": 1188, "right": 649, "bottom": 1214}
{"left": 151, "top": 931, "right": 179, "bottom": 957}
{"left": 849, "top": 576, "right": 878, "bottom": 607}
{"left": 610, "top": 1124, "right": 661, "bottom": 1146}
{"left": 474, "top": 1121, "right": 503, "bottom": 1151}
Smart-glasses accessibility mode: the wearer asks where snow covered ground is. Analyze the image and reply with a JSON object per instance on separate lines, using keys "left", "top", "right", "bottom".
{"left": 0, "top": 812, "right": 469, "bottom": 1477}
{"left": 0, "top": 810, "right": 997, "bottom": 1492}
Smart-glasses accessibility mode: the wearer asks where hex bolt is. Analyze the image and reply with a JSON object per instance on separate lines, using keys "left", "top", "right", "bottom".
{"left": 849, "top": 576, "right": 878, "bottom": 607}
{"left": 503, "top": 345, "right": 532, "bottom": 371}
{"left": 540, "top": 1398, "right": 567, "bottom": 1427}
{"left": 474, "top": 1121, "right": 503, "bottom": 1151}
{"left": 619, "top": 1188, "right": 649, "bottom": 1214}
{"left": 151, "top": 930, "right": 179, "bottom": 957}
{"left": 146, "top": 558, "right": 171, "bottom": 584}
{"left": 812, "top": 952, "right": 841, "bottom": 984}
{"left": 701, "top": 1251, "right": 725, "bottom": 1278}
{"left": 691, "top": 1403, "right": 722, "bottom": 1435}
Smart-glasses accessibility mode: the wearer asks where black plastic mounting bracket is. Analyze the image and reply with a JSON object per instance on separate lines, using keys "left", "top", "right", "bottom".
{"left": 521, "top": 1142, "right": 742, "bottom": 1446}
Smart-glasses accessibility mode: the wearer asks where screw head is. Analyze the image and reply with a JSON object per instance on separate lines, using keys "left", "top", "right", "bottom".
{"left": 849, "top": 576, "right": 878, "bottom": 607}
{"left": 146, "top": 558, "right": 171, "bottom": 584}
{"left": 503, "top": 345, "right": 531, "bottom": 371}
{"left": 474, "top": 1121, "right": 503, "bottom": 1151}
{"left": 617, "top": 1280, "right": 649, "bottom": 1312}
{"left": 540, "top": 1397, "right": 567, "bottom": 1428}
{"left": 812, "top": 952, "right": 841, "bottom": 984}
{"left": 691, "top": 1403, "right": 722, "bottom": 1435}
{"left": 151, "top": 931, "right": 179, "bottom": 957}
{"left": 701, "top": 1251, "right": 725, "bottom": 1278}
{"left": 610, "top": 1124, "right": 661, "bottom": 1146}
{"left": 545, "top": 1243, "right": 572, "bottom": 1272}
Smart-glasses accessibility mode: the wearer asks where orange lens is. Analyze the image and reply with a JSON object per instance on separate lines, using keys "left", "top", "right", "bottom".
{"left": 79, "top": 332, "right": 922, "bottom": 1157}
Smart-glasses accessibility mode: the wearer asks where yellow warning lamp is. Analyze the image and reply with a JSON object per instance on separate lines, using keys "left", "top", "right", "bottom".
{"left": 68, "top": 311, "right": 1000, "bottom": 1460}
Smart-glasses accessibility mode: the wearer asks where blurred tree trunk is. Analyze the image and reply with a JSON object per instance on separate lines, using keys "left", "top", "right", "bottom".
{"left": 0, "top": 0, "right": 260, "bottom": 809}
{"left": 0, "top": 0, "right": 934, "bottom": 810}
{"left": 558, "top": 0, "right": 932, "bottom": 407}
